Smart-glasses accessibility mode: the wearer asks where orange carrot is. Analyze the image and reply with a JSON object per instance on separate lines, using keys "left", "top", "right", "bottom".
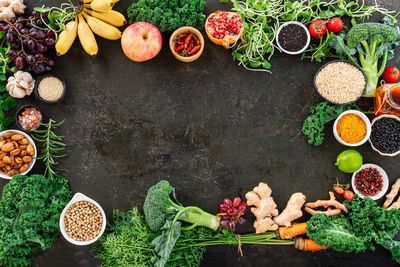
{"left": 295, "top": 237, "right": 329, "bottom": 251}
{"left": 276, "top": 222, "right": 307, "bottom": 239}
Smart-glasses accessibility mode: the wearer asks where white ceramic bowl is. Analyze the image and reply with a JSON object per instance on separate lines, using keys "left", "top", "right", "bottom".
{"left": 333, "top": 110, "right": 371, "bottom": 147}
{"left": 351, "top": 163, "right": 389, "bottom": 200}
{"left": 276, "top": 21, "right": 311, "bottom": 55}
{"left": 369, "top": 114, "right": 400, "bottom": 157}
{"left": 59, "top": 193, "right": 107, "bottom": 246}
{"left": 0, "top": 129, "right": 36, "bottom": 179}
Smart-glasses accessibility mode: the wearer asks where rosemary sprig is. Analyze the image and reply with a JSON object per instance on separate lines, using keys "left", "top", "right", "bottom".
{"left": 32, "top": 119, "right": 67, "bottom": 179}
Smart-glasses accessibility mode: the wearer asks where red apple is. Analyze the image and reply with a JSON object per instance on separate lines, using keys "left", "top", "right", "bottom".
{"left": 121, "top": 22, "right": 162, "bottom": 62}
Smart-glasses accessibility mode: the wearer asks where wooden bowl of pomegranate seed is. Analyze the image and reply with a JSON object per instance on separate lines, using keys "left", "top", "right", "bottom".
{"left": 169, "top": 26, "right": 204, "bottom": 63}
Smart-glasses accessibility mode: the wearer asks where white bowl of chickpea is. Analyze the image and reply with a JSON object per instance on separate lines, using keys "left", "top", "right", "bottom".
{"left": 59, "top": 193, "right": 107, "bottom": 246}
{"left": 0, "top": 130, "right": 36, "bottom": 179}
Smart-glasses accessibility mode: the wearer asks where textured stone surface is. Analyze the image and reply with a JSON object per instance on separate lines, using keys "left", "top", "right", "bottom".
{"left": 1, "top": 0, "right": 399, "bottom": 266}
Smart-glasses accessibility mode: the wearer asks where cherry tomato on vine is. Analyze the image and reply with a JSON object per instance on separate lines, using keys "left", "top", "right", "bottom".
{"left": 328, "top": 17, "right": 343, "bottom": 33}
{"left": 309, "top": 20, "right": 327, "bottom": 38}
{"left": 334, "top": 186, "right": 344, "bottom": 195}
{"left": 343, "top": 190, "right": 354, "bottom": 201}
{"left": 382, "top": 66, "right": 400, "bottom": 83}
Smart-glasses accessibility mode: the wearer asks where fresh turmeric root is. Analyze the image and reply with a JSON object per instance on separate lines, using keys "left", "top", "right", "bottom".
{"left": 304, "top": 191, "right": 348, "bottom": 216}
{"left": 295, "top": 237, "right": 329, "bottom": 251}
{"left": 276, "top": 222, "right": 307, "bottom": 240}
{"left": 384, "top": 178, "right": 400, "bottom": 209}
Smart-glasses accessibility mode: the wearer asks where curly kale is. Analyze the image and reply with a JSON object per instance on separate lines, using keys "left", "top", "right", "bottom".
{"left": 0, "top": 174, "right": 71, "bottom": 266}
{"left": 307, "top": 195, "right": 400, "bottom": 264}
{"left": 306, "top": 213, "right": 368, "bottom": 253}
{"left": 302, "top": 102, "right": 359, "bottom": 146}
{"left": 127, "top": 0, "right": 206, "bottom": 32}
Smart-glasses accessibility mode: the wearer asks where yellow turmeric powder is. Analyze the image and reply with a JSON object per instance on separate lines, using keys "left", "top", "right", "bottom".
{"left": 337, "top": 114, "right": 367, "bottom": 144}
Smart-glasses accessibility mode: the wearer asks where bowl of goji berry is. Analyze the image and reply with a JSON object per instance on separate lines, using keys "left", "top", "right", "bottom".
{"left": 351, "top": 163, "right": 389, "bottom": 200}
{"left": 169, "top": 26, "right": 204, "bottom": 62}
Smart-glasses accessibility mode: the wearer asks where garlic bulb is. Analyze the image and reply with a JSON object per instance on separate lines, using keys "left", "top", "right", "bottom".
{"left": 6, "top": 71, "right": 35, "bottom": 98}
{"left": 0, "top": 0, "right": 26, "bottom": 20}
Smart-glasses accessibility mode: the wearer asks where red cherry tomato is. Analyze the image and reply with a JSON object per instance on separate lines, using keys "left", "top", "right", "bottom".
{"left": 309, "top": 20, "right": 327, "bottom": 38}
{"left": 382, "top": 66, "right": 400, "bottom": 83}
{"left": 334, "top": 186, "right": 344, "bottom": 195}
{"left": 328, "top": 17, "right": 343, "bottom": 33}
{"left": 343, "top": 190, "right": 354, "bottom": 201}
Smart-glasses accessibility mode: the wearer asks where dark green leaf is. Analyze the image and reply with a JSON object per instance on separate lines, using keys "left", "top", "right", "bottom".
{"left": 152, "top": 220, "right": 182, "bottom": 267}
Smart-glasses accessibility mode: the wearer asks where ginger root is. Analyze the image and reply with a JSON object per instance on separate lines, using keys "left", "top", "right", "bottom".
{"left": 245, "top": 182, "right": 278, "bottom": 233}
{"left": 384, "top": 178, "right": 400, "bottom": 209}
{"left": 305, "top": 191, "right": 348, "bottom": 216}
{"left": 274, "top": 193, "right": 306, "bottom": 227}
{"left": 0, "top": 0, "right": 26, "bottom": 20}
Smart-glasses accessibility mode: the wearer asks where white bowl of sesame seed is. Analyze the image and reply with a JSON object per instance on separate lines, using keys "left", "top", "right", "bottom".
{"left": 59, "top": 193, "right": 107, "bottom": 246}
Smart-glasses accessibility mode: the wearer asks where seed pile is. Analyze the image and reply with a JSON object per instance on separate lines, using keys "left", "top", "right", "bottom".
{"left": 64, "top": 201, "right": 103, "bottom": 241}
{"left": 315, "top": 62, "right": 365, "bottom": 104}
{"left": 37, "top": 76, "right": 64, "bottom": 102}
{"left": 370, "top": 117, "right": 400, "bottom": 154}
{"left": 278, "top": 24, "right": 307, "bottom": 52}
{"left": 355, "top": 168, "right": 383, "bottom": 196}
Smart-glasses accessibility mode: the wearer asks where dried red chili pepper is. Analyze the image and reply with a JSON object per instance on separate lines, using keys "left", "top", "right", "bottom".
{"left": 185, "top": 33, "right": 193, "bottom": 45}
{"left": 189, "top": 45, "right": 201, "bottom": 55}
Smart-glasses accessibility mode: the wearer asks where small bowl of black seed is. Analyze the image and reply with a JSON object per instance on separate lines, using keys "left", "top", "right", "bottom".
{"left": 276, "top": 21, "right": 310, "bottom": 55}
{"left": 369, "top": 115, "right": 400, "bottom": 157}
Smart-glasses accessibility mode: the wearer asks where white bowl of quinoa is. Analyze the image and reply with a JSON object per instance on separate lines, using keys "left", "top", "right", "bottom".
{"left": 314, "top": 60, "right": 366, "bottom": 105}
{"left": 34, "top": 75, "right": 66, "bottom": 104}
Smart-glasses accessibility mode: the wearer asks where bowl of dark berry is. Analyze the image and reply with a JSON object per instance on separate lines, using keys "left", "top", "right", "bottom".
{"left": 276, "top": 21, "right": 310, "bottom": 55}
{"left": 352, "top": 163, "right": 389, "bottom": 200}
{"left": 369, "top": 115, "right": 400, "bottom": 157}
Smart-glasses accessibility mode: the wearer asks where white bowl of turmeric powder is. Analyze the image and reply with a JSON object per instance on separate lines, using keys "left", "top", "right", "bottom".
{"left": 333, "top": 110, "right": 371, "bottom": 147}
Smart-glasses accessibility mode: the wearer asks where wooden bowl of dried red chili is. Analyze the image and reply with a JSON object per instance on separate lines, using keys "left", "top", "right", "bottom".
{"left": 169, "top": 26, "right": 204, "bottom": 62}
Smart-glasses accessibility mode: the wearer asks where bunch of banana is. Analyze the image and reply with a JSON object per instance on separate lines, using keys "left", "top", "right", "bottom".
{"left": 55, "top": 0, "right": 126, "bottom": 56}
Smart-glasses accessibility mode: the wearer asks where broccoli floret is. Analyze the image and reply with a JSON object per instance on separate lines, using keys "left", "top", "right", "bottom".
{"left": 143, "top": 180, "right": 220, "bottom": 232}
{"left": 330, "top": 20, "right": 400, "bottom": 97}
{"left": 345, "top": 22, "right": 400, "bottom": 96}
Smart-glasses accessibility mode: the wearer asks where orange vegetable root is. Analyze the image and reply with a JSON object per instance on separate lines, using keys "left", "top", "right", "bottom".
{"left": 295, "top": 237, "right": 329, "bottom": 251}
{"left": 276, "top": 222, "right": 307, "bottom": 239}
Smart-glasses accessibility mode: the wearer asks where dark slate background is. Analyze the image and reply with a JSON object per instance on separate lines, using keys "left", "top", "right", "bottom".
{"left": 2, "top": 0, "right": 399, "bottom": 266}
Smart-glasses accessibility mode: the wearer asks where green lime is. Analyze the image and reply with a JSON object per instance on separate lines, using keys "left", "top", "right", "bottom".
{"left": 336, "top": 150, "right": 363, "bottom": 173}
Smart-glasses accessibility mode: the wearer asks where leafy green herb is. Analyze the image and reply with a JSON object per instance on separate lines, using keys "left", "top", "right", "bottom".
{"left": 231, "top": 0, "right": 395, "bottom": 71}
{"left": 127, "top": 0, "right": 206, "bottom": 32}
{"left": 307, "top": 196, "right": 400, "bottom": 264}
{"left": 33, "top": 119, "right": 67, "bottom": 179}
{"left": 0, "top": 174, "right": 71, "bottom": 266}
{"left": 302, "top": 102, "right": 359, "bottom": 146}
{"left": 94, "top": 207, "right": 293, "bottom": 267}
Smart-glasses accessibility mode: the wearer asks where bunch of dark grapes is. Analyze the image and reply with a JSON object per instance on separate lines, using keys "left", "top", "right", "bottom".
{"left": 218, "top": 197, "right": 247, "bottom": 232}
{"left": 0, "top": 11, "right": 55, "bottom": 74}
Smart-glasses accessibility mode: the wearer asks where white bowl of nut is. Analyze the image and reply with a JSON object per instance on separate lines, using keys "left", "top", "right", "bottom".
{"left": 59, "top": 192, "right": 107, "bottom": 246}
{"left": 0, "top": 130, "right": 36, "bottom": 179}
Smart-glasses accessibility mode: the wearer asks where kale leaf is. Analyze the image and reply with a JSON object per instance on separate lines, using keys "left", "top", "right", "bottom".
{"left": 127, "top": 0, "right": 206, "bottom": 32}
{"left": 302, "top": 101, "right": 359, "bottom": 146}
{"left": 0, "top": 174, "right": 71, "bottom": 266}
{"left": 307, "top": 195, "right": 400, "bottom": 264}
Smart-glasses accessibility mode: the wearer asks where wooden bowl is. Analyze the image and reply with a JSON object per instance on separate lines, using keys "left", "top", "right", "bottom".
{"left": 169, "top": 26, "right": 204, "bottom": 63}
{"left": 369, "top": 114, "right": 400, "bottom": 157}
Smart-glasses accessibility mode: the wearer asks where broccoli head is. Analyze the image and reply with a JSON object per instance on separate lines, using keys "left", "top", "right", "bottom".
{"left": 331, "top": 20, "right": 400, "bottom": 97}
{"left": 346, "top": 23, "right": 399, "bottom": 48}
{"left": 143, "top": 180, "right": 220, "bottom": 232}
